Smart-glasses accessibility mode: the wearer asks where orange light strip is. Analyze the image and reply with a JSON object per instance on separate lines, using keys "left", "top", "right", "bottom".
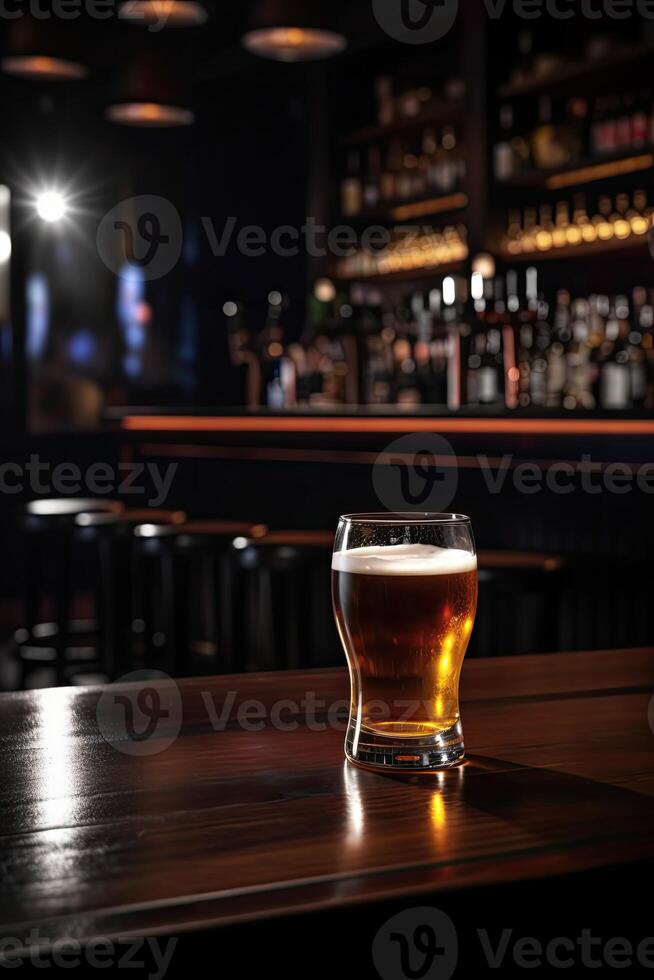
{"left": 391, "top": 193, "right": 468, "bottom": 222}
{"left": 121, "top": 416, "right": 654, "bottom": 436}
{"left": 545, "top": 154, "right": 654, "bottom": 190}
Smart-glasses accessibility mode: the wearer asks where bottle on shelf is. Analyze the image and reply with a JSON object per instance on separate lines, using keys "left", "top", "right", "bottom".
{"left": 493, "top": 105, "right": 517, "bottom": 181}
{"left": 375, "top": 75, "right": 394, "bottom": 127}
{"left": 508, "top": 29, "right": 536, "bottom": 89}
{"left": 341, "top": 151, "right": 363, "bottom": 218}
{"left": 502, "top": 189, "right": 653, "bottom": 257}
{"left": 501, "top": 82, "right": 653, "bottom": 176}
{"left": 599, "top": 295, "right": 633, "bottom": 410}
{"left": 281, "top": 275, "right": 654, "bottom": 415}
{"left": 363, "top": 146, "right": 382, "bottom": 210}
{"left": 258, "top": 293, "right": 297, "bottom": 410}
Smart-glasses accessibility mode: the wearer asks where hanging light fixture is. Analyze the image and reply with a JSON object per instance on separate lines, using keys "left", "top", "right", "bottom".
{"left": 105, "top": 53, "right": 194, "bottom": 128}
{"left": 106, "top": 103, "right": 194, "bottom": 127}
{"left": 1, "top": 56, "right": 87, "bottom": 81}
{"left": 242, "top": 0, "right": 347, "bottom": 62}
{"left": 118, "top": 1, "right": 209, "bottom": 28}
{"left": 1, "top": 19, "right": 88, "bottom": 81}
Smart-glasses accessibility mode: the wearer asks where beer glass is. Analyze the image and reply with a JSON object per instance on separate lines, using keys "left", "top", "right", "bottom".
{"left": 332, "top": 514, "right": 477, "bottom": 772}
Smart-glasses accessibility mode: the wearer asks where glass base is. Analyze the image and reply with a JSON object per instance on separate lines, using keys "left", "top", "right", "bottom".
{"left": 345, "top": 719, "right": 465, "bottom": 772}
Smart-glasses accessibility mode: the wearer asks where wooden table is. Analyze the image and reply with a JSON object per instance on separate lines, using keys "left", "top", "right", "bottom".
{"left": 1, "top": 647, "right": 654, "bottom": 956}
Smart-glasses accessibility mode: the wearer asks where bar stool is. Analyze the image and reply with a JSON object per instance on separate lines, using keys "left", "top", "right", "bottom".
{"left": 132, "top": 520, "right": 267, "bottom": 676}
{"left": 230, "top": 530, "right": 336, "bottom": 672}
{"left": 472, "top": 550, "right": 567, "bottom": 658}
{"left": 15, "top": 498, "right": 124, "bottom": 687}
{"left": 74, "top": 509, "right": 187, "bottom": 679}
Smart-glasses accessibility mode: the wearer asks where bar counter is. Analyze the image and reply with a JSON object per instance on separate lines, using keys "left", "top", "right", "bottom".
{"left": 113, "top": 408, "right": 654, "bottom": 478}
{"left": 2, "top": 647, "right": 653, "bottom": 950}
{"left": 114, "top": 407, "right": 654, "bottom": 439}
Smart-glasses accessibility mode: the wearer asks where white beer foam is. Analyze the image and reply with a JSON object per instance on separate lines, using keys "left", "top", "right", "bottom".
{"left": 332, "top": 543, "right": 477, "bottom": 576}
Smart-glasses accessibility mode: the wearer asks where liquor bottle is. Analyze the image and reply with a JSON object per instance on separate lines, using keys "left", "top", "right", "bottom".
{"left": 629, "top": 316, "right": 648, "bottom": 409}
{"left": 536, "top": 204, "right": 554, "bottom": 251}
{"left": 593, "top": 195, "right": 614, "bottom": 240}
{"left": 441, "top": 126, "right": 460, "bottom": 193}
{"left": 604, "top": 95, "right": 620, "bottom": 152}
{"left": 567, "top": 298, "right": 594, "bottom": 410}
{"left": 264, "top": 353, "right": 296, "bottom": 409}
{"left": 494, "top": 105, "right": 516, "bottom": 181}
{"left": 567, "top": 96, "right": 589, "bottom": 159}
{"left": 616, "top": 93, "right": 635, "bottom": 149}
{"left": 363, "top": 146, "right": 382, "bottom": 210}
{"left": 375, "top": 75, "right": 394, "bottom": 126}
{"left": 520, "top": 207, "right": 538, "bottom": 253}
{"left": 259, "top": 302, "right": 297, "bottom": 410}
{"left": 636, "top": 300, "right": 654, "bottom": 407}
{"left": 507, "top": 273, "right": 540, "bottom": 408}
{"left": 341, "top": 151, "right": 363, "bottom": 217}
{"left": 478, "top": 328, "right": 504, "bottom": 406}
{"left": 363, "top": 302, "right": 394, "bottom": 405}
{"left": 592, "top": 95, "right": 618, "bottom": 155}
{"left": 532, "top": 95, "right": 571, "bottom": 169}
{"left": 572, "top": 194, "right": 594, "bottom": 243}
{"left": 410, "top": 139, "right": 429, "bottom": 198}
{"left": 600, "top": 297, "right": 632, "bottom": 409}
{"left": 395, "top": 141, "right": 413, "bottom": 200}
{"left": 611, "top": 194, "right": 631, "bottom": 240}
{"left": 510, "top": 29, "right": 535, "bottom": 88}
{"left": 590, "top": 96, "right": 607, "bottom": 155}
{"left": 504, "top": 210, "right": 523, "bottom": 256}
{"left": 421, "top": 128, "right": 438, "bottom": 191}
{"left": 384, "top": 140, "right": 404, "bottom": 201}
{"left": 629, "top": 190, "right": 651, "bottom": 235}
{"left": 631, "top": 89, "right": 650, "bottom": 148}
{"left": 380, "top": 144, "right": 396, "bottom": 202}
{"left": 529, "top": 323, "right": 549, "bottom": 408}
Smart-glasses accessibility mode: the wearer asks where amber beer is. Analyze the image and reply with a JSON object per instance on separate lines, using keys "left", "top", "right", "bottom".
{"left": 332, "top": 534, "right": 477, "bottom": 771}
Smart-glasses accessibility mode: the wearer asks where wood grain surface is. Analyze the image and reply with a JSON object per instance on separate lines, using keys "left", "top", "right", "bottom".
{"left": 1, "top": 647, "right": 653, "bottom": 946}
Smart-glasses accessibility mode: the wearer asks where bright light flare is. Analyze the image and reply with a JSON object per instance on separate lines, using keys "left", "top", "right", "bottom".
{"left": 314, "top": 277, "right": 336, "bottom": 303}
{"left": 0, "top": 231, "right": 10, "bottom": 264}
{"left": 35, "top": 191, "right": 67, "bottom": 223}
